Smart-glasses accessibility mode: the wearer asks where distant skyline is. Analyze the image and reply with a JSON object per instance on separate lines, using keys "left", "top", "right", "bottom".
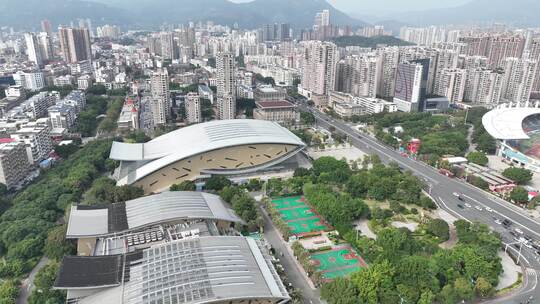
{"left": 229, "top": 0, "right": 472, "bottom": 16}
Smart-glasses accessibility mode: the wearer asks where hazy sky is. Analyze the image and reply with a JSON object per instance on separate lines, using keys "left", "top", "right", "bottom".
{"left": 229, "top": 0, "right": 472, "bottom": 15}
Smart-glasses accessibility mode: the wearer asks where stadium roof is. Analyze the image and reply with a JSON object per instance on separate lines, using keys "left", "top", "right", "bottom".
{"left": 55, "top": 255, "right": 123, "bottom": 289}
{"left": 109, "top": 119, "right": 305, "bottom": 184}
{"left": 482, "top": 106, "right": 540, "bottom": 140}
{"left": 66, "top": 192, "right": 241, "bottom": 238}
{"left": 56, "top": 237, "right": 290, "bottom": 304}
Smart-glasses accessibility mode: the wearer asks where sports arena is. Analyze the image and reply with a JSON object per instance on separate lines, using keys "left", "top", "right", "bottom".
{"left": 482, "top": 104, "right": 540, "bottom": 172}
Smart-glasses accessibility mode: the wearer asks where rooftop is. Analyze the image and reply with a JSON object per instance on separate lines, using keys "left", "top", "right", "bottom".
{"left": 66, "top": 191, "right": 241, "bottom": 238}
{"left": 482, "top": 105, "right": 540, "bottom": 140}
{"left": 256, "top": 100, "right": 296, "bottom": 109}
{"left": 56, "top": 237, "right": 290, "bottom": 304}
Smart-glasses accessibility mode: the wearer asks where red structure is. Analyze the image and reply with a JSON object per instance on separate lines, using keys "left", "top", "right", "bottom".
{"left": 407, "top": 138, "right": 421, "bottom": 154}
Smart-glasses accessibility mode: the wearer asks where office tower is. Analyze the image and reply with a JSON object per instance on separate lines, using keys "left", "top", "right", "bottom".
{"left": 41, "top": 19, "right": 52, "bottom": 36}
{"left": 502, "top": 58, "right": 537, "bottom": 105}
{"left": 150, "top": 68, "right": 170, "bottom": 125}
{"left": 278, "top": 23, "right": 291, "bottom": 41}
{"left": 393, "top": 59, "right": 430, "bottom": 112}
{"left": 160, "top": 32, "right": 175, "bottom": 60}
{"left": 435, "top": 69, "right": 467, "bottom": 103}
{"left": 301, "top": 41, "right": 338, "bottom": 96}
{"left": 58, "top": 27, "right": 92, "bottom": 63}
{"left": 37, "top": 32, "right": 54, "bottom": 61}
{"left": 24, "top": 33, "right": 43, "bottom": 67}
{"left": 216, "top": 53, "right": 236, "bottom": 120}
{"left": 185, "top": 93, "right": 202, "bottom": 124}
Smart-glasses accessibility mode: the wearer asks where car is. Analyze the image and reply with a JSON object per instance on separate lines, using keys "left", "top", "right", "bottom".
{"left": 502, "top": 219, "right": 512, "bottom": 227}
{"left": 524, "top": 235, "right": 533, "bottom": 242}
{"left": 513, "top": 243, "right": 521, "bottom": 249}
{"left": 485, "top": 207, "right": 493, "bottom": 212}
{"left": 524, "top": 242, "right": 533, "bottom": 249}
{"left": 457, "top": 204, "right": 464, "bottom": 209}
{"left": 452, "top": 192, "right": 460, "bottom": 197}
{"left": 509, "top": 231, "right": 518, "bottom": 237}
{"left": 494, "top": 219, "right": 502, "bottom": 225}
{"left": 515, "top": 228, "right": 524, "bottom": 234}
{"left": 465, "top": 203, "right": 472, "bottom": 208}
{"left": 536, "top": 250, "right": 540, "bottom": 256}
{"left": 475, "top": 205, "right": 483, "bottom": 211}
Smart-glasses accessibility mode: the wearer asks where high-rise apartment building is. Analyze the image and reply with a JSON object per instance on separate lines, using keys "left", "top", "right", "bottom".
{"left": 24, "top": 33, "right": 43, "bottom": 67}
{"left": 41, "top": 19, "right": 52, "bottom": 36}
{"left": 337, "top": 55, "right": 380, "bottom": 98}
{"left": 0, "top": 141, "right": 30, "bottom": 189}
{"left": 216, "top": 53, "right": 236, "bottom": 120}
{"left": 377, "top": 47, "right": 400, "bottom": 98}
{"left": 301, "top": 41, "right": 338, "bottom": 96}
{"left": 435, "top": 69, "right": 467, "bottom": 103}
{"left": 502, "top": 58, "right": 537, "bottom": 105}
{"left": 464, "top": 68, "right": 504, "bottom": 105}
{"left": 160, "top": 32, "right": 175, "bottom": 60}
{"left": 393, "top": 59, "right": 430, "bottom": 112}
{"left": 10, "top": 125, "right": 53, "bottom": 164}
{"left": 150, "top": 68, "right": 170, "bottom": 125}
{"left": 185, "top": 93, "right": 202, "bottom": 124}
{"left": 37, "top": 32, "right": 54, "bottom": 61}
{"left": 58, "top": 27, "right": 92, "bottom": 63}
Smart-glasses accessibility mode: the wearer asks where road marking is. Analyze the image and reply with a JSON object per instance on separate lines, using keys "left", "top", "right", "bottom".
{"left": 438, "top": 197, "right": 471, "bottom": 223}
{"left": 523, "top": 268, "right": 538, "bottom": 294}
{"left": 462, "top": 194, "right": 540, "bottom": 239}
{"left": 504, "top": 243, "right": 531, "bottom": 265}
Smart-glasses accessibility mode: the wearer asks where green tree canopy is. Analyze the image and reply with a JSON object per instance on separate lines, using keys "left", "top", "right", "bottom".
{"left": 467, "top": 151, "right": 489, "bottom": 166}
{"left": 502, "top": 167, "right": 533, "bottom": 185}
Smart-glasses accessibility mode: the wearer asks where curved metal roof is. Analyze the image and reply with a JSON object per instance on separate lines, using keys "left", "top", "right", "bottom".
{"left": 110, "top": 119, "right": 305, "bottom": 185}
{"left": 66, "top": 192, "right": 241, "bottom": 238}
{"left": 482, "top": 106, "right": 540, "bottom": 140}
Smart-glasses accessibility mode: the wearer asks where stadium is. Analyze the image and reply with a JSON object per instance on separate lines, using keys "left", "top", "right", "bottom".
{"left": 110, "top": 119, "right": 306, "bottom": 194}
{"left": 482, "top": 104, "right": 540, "bottom": 172}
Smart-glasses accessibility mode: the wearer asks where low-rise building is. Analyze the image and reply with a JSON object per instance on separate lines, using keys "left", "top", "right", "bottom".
{"left": 117, "top": 98, "right": 139, "bottom": 131}
{"left": 198, "top": 84, "right": 214, "bottom": 104}
{"left": 53, "top": 75, "right": 75, "bottom": 87}
{"left": 48, "top": 104, "right": 76, "bottom": 129}
{"left": 77, "top": 74, "right": 93, "bottom": 90}
{"left": 253, "top": 100, "right": 299, "bottom": 123}
{"left": 254, "top": 85, "right": 287, "bottom": 101}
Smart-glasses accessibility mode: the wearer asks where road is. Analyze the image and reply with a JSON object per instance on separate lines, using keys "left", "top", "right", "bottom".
{"left": 16, "top": 256, "right": 49, "bottom": 304}
{"left": 300, "top": 104, "right": 540, "bottom": 304}
{"left": 259, "top": 205, "right": 322, "bottom": 304}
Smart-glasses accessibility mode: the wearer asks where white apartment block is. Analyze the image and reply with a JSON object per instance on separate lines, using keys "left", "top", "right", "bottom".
{"left": 435, "top": 69, "right": 467, "bottom": 103}
{"left": 13, "top": 71, "right": 45, "bottom": 91}
{"left": 464, "top": 69, "right": 504, "bottom": 105}
{"left": 10, "top": 125, "right": 53, "bottom": 164}
{"left": 48, "top": 104, "right": 76, "bottom": 129}
{"left": 77, "top": 74, "right": 93, "bottom": 90}
{"left": 377, "top": 48, "right": 399, "bottom": 98}
{"left": 185, "top": 93, "right": 202, "bottom": 124}
{"left": 150, "top": 68, "right": 170, "bottom": 125}
{"left": 24, "top": 33, "right": 43, "bottom": 67}
{"left": 0, "top": 141, "right": 30, "bottom": 189}
{"left": 54, "top": 75, "right": 75, "bottom": 87}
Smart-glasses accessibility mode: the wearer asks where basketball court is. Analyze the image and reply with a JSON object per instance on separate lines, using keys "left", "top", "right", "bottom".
{"left": 271, "top": 196, "right": 329, "bottom": 235}
{"left": 310, "top": 247, "right": 367, "bottom": 279}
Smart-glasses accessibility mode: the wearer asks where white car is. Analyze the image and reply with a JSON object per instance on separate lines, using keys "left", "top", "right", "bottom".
{"left": 515, "top": 228, "right": 524, "bottom": 235}
{"left": 524, "top": 242, "right": 533, "bottom": 249}
{"left": 465, "top": 203, "right": 472, "bottom": 208}
{"left": 485, "top": 207, "right": 493, "bottom": 212}
{"left": 475, "top": 205, "right": 483, "bottom": 211}
{"left": 452, "top": 192, "right": 460, "bottom": 197}
{"left": 494, "top": 219, "right": 502, "bottom": 225}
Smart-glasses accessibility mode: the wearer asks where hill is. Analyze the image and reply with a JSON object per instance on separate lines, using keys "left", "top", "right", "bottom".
{"left": 396, "top": 0, "right": 540, "bottom": 27}
{"left": 0, "top": 0, "right": 366, "bottom": 30}
{"left": 331, "top": 35, "right": 414, "bottom": 48}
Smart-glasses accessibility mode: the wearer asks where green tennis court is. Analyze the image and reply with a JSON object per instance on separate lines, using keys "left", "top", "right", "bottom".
{"left": 310, "top": 248, "right": 367, "bottom": 279}
{"left": 272, "top": 196, "right": 306, "bottom": 210}
{"left": 287, "top": 217, "right": 327, "bottom": 234}
{"left": 279, "top": 206, "right": 314, "bottom": 221}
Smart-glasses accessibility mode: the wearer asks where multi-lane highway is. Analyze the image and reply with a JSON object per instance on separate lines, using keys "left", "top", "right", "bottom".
{"left": 300, "top": 104, "right": 539, "bottom": 303}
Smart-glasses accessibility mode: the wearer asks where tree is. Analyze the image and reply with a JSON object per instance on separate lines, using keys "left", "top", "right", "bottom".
{"left": 170, "top": 181, "right": 196, "bottom": 191}
{"left": 0, "top": 280, "right": 19, "bottom": 303}
{"left": 467, "top": 151, "right": 488, "bottom": 166}
{"left": 475, "top": 277, "right": 493, "bottom": 297}
{"left": 44, "top": 225, "right": 75, "bottom": 260}
{"left": 86, "top": 84, "right": 107, "bottom": 95}
{"left": 300, "top": 111, "right": 315, "bottom": 125}
{"left": 510, "top": 187, "right": 529, "bottom": 204}
{"left": 205, "top": 176, "right": 231, "bottom": 191}
{"left": 293, "top": 167, "right": 311, "bottom": 177}
{"left": 454, "top": 277, "right": 474, "bottom": 301}
{"left": 502, "top": 167, "right": 533, "bottom": 185}
{"left": 320, "top": 278, "right": 360, "bottom": 304}
{"left": 468, "top": 175, "right": 489, "bottom": 190}
{"left": 351, "top": 260, "right": 395, "bottom": 304}
{"left": 28, "top": 262, "right": 66, "bottom": 304}
{"left": 438, "top": 284, "right": 457, "bottom": 304}
{"left": 426, "top": 218, "right": 450, "bottom": 241}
